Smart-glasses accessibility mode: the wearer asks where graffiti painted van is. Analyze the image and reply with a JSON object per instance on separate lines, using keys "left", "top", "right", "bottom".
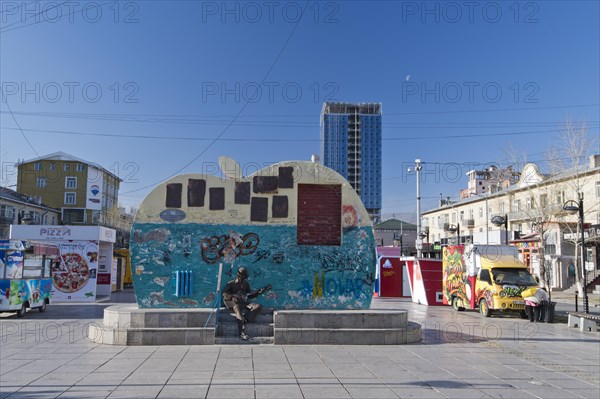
{"left": 442, "top": 244, "right": 538, "bottom": 317}
{"left": 0, "top": 240, "right": 56, "bottom": 317}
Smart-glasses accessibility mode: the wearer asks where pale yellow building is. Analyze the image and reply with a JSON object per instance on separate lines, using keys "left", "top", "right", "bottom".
{"left": 16, "top": 152, "right": 122, "bottom": 228}
{"left": 422, "top": 155, "right": 600, "bottom": 290}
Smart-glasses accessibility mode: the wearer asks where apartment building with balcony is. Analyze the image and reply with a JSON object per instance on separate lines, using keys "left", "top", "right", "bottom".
{"left": 320, "top": 102, "right": 382, "bottom": 223}
{"left": 422, "top": 155, "right": 600, "bottom": 290}
{"left": 16, "top": 152, "right": 122, "bottom": 228}
{"left": 459, "top": 165, "right": 520, "bottom": 199}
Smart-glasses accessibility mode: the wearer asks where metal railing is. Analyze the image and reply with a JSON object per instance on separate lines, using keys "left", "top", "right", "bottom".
{"left": 584, "top": 267, "right": 600, "bottom": 290}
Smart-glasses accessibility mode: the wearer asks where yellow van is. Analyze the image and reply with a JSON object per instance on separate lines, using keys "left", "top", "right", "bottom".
{"left": 443, "top": 244, "right": 539, "bottom": 317}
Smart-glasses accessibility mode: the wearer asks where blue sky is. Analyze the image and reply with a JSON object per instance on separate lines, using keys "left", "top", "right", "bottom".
{"left": 1, "top": 0, "right": 599, "bottom": 218}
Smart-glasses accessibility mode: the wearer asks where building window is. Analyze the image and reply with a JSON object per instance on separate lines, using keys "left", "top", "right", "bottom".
{"left": 545, "top": 244, "right": 556, "bottom": 255}
{"left": 64, "top": 164, "right": 70, "bottom": 171}
{"left": 555, "top": 191, "right": 564, "bottom": 204}
{"left": 469, "top": 209, "right": 474, "bottom": 219}
{"left": 62, "top": 209, "right": 85, "bottom": 223}
{"left": 460, "top": 211, "right": 464, "bottom": 222}
{"left": 540, "top": 193, "right": 548, "bottom": 208}
{"left": 1, "top": 205, "right": 15, "bottom": 219}
{"left": 76, "top": 163, "right": 85, "bottom": 172}
{"left": 31, "top": 212, "right": 41, "bottom": 224}
{"left": 64, "top": 192, "right": 76, "bottom": 205}
{"left": 65, "top": 177, "right": 77, "bottom": 189}
{"left": 513, "top": 199, "right": 521, "bottom": 212}
{"left": 92, "top": 210, "right": 101, "bottom": 224}
{"left": 526, "top": 197, "right": 532, "bottom": 210}
{"left": 37, "top": 178, "right": 47, "bottom": 188}
{"left": 49, "top": 163, "right": 56, "bottom": 171}
{"left": 500, "top": 202, "right": 505, "bottom": 214}
{"left": 479, "top": 207, "right": 483, "bottom": 217}
{"left": 34, "top": 162, "right": 42, "bottom": 171}
{"left": 596, "top": 181, "right": 600, "bottom": 199}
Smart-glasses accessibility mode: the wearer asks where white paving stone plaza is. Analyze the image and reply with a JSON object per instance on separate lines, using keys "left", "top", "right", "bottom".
{"left": 1, "top": 291, "right": 599, "bottom": 399}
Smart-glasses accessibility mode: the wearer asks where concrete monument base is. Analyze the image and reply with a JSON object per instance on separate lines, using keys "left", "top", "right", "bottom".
{"left": 88, "top": 304, "right": 216, "bottom": 345}
{"left": 274, "top": 310, "right": 421, "bottom": 345}
{"left": 89, "top": 304, "right": 422, "bottom": 345}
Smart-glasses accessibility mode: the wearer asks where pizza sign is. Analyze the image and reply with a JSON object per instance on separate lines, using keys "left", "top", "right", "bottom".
{"left": 39, "top": 227, "right": 71, "bottom": 238}
{"left": 52, "top": 241, "right": 98, "bottom": 302}
{"left": 52, "top": 253, "right": 91, "bottom": 293}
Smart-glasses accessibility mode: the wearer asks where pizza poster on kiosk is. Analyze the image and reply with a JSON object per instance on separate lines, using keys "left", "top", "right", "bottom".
{"left": 52, "top": 241, "right": 98, "bottom": 302}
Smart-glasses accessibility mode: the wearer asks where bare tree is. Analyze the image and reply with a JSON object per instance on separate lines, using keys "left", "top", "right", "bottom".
{"left": 503, "top": 118, "right": 598, "bottom": 299}
{"left": 552, "top": 119, "right": 599, "bottom": 296}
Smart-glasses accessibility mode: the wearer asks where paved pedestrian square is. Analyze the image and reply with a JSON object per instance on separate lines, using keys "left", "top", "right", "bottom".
{"left": 1, "top": 293, "right": 599, "bottom": 398}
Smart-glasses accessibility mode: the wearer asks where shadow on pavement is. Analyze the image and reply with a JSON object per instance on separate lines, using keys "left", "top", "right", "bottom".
{"left": 0, "top": 288, "right": 136, "bottom": 320}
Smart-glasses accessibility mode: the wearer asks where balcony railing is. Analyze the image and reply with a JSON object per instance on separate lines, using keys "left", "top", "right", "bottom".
{"left": 505, "top": 203, "right": 568, "bottom": 221}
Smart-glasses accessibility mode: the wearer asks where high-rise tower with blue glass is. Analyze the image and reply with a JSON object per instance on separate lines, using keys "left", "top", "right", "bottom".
{"left": 320, "top": 102, "right": 382, "bottom": 223}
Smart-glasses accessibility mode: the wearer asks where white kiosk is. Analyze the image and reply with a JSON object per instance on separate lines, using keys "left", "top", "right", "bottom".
{"left": 10, "top": 225, "right": 116, "bottom": 302}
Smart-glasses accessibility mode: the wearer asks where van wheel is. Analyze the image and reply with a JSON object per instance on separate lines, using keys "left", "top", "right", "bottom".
{"left": 38, "top": 302, "right": 47, "bottom": 313}
{"left": 16, "top": 304, "right": 26, "bottom": 318}
{"left": 479, "top": 300, "right": 492, "bottom": 317}
{"left": 452, "top": 297, "right": 464, "bottom": 311}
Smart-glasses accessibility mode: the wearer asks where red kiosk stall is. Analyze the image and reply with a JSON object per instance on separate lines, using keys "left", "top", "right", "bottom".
{"left": 376, "top": 247, "right": 444, "bottom": 305}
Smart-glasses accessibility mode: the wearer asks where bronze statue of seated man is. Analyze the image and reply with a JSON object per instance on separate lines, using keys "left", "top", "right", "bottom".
{"left": 222, "top": 267, "right": 271, "bottom": 340}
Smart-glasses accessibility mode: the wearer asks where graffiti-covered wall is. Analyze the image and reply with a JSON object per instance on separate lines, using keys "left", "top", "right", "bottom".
{"left": 131, "top": 160, "right": 376, "bottom": 309}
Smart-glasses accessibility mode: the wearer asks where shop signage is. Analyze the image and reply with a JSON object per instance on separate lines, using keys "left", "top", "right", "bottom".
{"left": 563, "top": 225, "right": 600, "bottom": 241}
{"left": 11, "top": 225, "right": 116, "bottom": 242}
{"left": 39, "top": 227, "right": 71, "bottom": 238}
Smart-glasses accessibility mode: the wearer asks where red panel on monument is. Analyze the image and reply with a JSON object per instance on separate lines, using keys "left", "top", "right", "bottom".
{"left": 379, "top": 257, "right": 404, "bottom": 297}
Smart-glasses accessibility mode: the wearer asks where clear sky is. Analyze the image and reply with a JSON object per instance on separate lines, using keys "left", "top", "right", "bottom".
{"left": 1, "top": 0, "right": 599, "bottom": 219}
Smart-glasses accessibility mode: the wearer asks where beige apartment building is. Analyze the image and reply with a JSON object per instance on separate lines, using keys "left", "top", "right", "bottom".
{"left": 16, "top": 152, "right": 122, "bottom": 228}
{"left": 422, "top": 155, "right": 600, "bottom": 290}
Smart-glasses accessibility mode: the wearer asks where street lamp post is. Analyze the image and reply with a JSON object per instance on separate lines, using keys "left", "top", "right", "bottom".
{"left": 393, "top": 233, "right": 404, "bottom": 255}
{"left": 418, "top": 228, "right": 429, "bottom": 257}
{"left": 491, "top": 214, "right": 509, "bottom": 244}
{"left": 447, "top": 223, "right": 460, "bottom": 245}
{"left": 563, "top": 193, "right": 588, "bottom": 314}
{"left": 415, "top": 159, "right": 423, "bottom": 257}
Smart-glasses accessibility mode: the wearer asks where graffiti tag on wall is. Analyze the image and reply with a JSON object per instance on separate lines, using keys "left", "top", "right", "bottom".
{"left": 305, "top": 273, "right": 366, "bottom": 299}
{"left": 200, "top": 232, "right": 260, "bottom": 264}
{"left": 317, "top": 251, "right": 369, "bottom": 275}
